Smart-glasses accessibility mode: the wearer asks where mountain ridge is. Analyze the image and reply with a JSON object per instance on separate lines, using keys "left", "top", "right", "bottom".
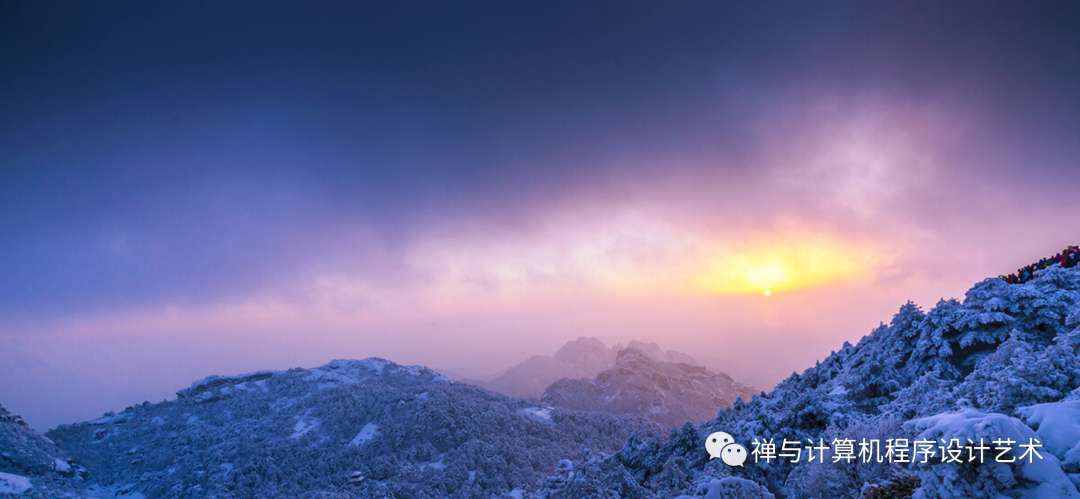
{"left": 476, "top": 336, "right": 752, "bottom": 400}
{"left": 33, "top": 357, "right": 659, "bottom": 498}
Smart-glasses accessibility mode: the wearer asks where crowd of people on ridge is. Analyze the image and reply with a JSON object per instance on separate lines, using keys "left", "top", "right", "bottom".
{"left": 1001, "top": 245, "right": 1079, "bottom": 284}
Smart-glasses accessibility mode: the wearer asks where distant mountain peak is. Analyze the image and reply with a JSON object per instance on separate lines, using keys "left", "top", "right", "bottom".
{"left": 479, "top": 337, "right": 718, "bottom": 400}
{"left": 551, "top": 337, "right": 612, "bottom": 363}
{"left": 542, "top": 346, "right": 753, "bottom": 427}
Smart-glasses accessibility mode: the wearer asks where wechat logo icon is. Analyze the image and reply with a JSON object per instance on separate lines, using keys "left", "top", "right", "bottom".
{"left": 705, "top": 431, "right": 747, "bottom": 467}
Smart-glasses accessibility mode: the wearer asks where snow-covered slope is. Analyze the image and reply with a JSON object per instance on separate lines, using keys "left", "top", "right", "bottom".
{"left": 529, "top": 263, "right": 1080, "bottom": 499}
{"left": 0, "top": 403, "right": 86, "bottom": 497}
{"left": 45, "top": 358, "right": 658, "bottom": 498}
{"left": 541, "top": 348, "right": 754, "bottom": 427}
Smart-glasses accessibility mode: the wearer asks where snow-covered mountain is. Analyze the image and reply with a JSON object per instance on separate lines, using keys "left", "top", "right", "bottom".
{"left": 0, "top": 403, "right": 85, "bottom": 497}
{"left": 541, "top": 348, "right": 755, "bottom": 428}
{"left": 477, "top": 337, "right": 621, "bottom": 399}
{"left": 529, "top": 263, "right": 1080, "bottom": 499}
{"left": 622, "top": 340, "right": 700, "bottom": 366}
{"left": 41, "top": 358, "right": 658, "bottom": 498}
{"left": 478, "top": 337, "right": 722, "bottom": 400}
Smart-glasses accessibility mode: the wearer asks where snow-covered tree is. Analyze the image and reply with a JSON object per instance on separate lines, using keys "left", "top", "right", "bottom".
{"left": 907, "top": 408, "right": 1079, "bottom": 499}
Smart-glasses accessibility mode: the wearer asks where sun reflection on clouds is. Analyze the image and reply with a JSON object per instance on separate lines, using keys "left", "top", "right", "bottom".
{"left": 409, "top": 208, "right": 893, "bottom": 306}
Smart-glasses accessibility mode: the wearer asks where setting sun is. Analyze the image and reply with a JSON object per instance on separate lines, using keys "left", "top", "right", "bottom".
{"left": 692, "top": 235, "right": 884, "bottom": 295}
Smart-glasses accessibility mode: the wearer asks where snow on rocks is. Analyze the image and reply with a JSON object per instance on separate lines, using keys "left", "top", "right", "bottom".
{"left": 518, "top": 407, "right": 554, "bottom": 424}
{"left": 908, "top": 408, "right": 1080, "bottom": 499}
{"left": 1018, "top": 399, "right": 1080, "bottom": 468}
{"left": 349, "top": 423, "right": 380, "bottom": 446}
{"left": 0, "top": 472, "right": 32, "bottom": 494}
{"left": 290, "top": 411, "right": 320, "bottom": 440}
{"left": 693, "top": 477, "right": 775, "bottom": 499}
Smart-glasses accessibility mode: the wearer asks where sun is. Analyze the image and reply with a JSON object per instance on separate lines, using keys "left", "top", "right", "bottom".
{"left": 691, "top": 234, "right": 879, "bottom": 295}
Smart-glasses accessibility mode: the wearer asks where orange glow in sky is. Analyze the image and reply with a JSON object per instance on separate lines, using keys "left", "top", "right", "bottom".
{"left": 692, "top": 236, "right": 881, "bottom": 295}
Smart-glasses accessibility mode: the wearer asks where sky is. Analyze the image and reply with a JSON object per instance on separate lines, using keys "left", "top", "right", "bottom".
{"left": 2, "top": 1, "right": 1079, "bottom": 430}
